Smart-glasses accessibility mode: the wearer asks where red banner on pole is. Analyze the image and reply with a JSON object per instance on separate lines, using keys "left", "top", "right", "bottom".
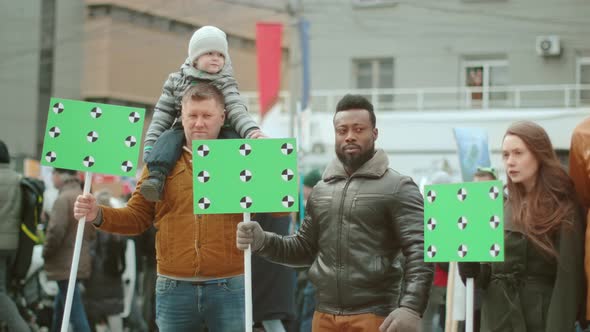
{"left": 256, "top": 22, "right": 283, "bottom": 118}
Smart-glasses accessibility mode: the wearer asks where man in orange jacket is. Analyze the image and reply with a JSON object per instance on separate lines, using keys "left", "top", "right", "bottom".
{"left": 74, "top": 83, "right": 246, "bottom": 332}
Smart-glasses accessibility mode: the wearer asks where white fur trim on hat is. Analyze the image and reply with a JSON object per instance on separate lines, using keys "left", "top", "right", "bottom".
{"left": 188, "top": 26, "right": 228, "bottom": 64}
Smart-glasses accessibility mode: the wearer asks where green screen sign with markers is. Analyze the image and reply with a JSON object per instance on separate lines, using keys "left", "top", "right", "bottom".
{"left": 192, "top": 138, "right": 299, "bottom": 214}
{"left": 424, "top": 180, "right": 504, "bottom": 262}
{"left": 40, "top": 98, "right": 145, "bottom": 176}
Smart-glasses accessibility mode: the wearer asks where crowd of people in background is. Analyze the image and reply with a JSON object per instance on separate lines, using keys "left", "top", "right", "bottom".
{"left": 2, "top": 23, "right": 590, "bottom": 332}
{"left": 1, "top": 107, "right": 590, "bottom": 332}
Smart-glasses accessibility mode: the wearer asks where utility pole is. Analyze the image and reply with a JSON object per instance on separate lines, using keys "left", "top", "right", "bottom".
{"left": 287, "top": 0, "right": 302, "bottom": 137}
{"left": 36, "top": 0, "right": 57, "bottom": 158}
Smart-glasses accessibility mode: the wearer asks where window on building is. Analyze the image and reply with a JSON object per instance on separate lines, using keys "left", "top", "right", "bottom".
{"left": 353, "top": 58, "right": 394, "bottom": 106}
{"left": 462, "top": 59, "right": 508, "bottom": 108}
{"left": 577, "top": 57, "right": 590, "bottom": 105}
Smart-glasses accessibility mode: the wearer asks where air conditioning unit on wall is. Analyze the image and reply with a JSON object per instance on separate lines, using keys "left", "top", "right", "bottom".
{"left": 536, "top": 35, "right": 561, "bottom": 56}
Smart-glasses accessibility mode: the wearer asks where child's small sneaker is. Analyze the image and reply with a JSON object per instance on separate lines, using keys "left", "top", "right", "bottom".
{"left": 140, "top": 171, "right": 166, "bottom": 202}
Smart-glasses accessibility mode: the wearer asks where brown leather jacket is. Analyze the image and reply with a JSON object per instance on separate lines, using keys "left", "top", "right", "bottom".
{"left": 256, "top": 149, "right": 433, "bottom": 316}
{"left": 99, "top": 151, "right": 244, "bottom": 278}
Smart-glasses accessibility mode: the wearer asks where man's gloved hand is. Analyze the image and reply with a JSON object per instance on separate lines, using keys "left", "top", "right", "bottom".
{"left": 379, "top": 307, "right": 421, "bottom": 332}
{"left": 458, "top": 262, "right": 480, "bottom": 285}
{"left": 236, "top": 221, "right": 265, "bottom": 251}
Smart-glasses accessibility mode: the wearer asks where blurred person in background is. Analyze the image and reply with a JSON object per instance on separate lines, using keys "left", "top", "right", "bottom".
{"left": 0, "top": 140, "right": 30, "bottom": 332}
{"left": 44, "top": 168, "right": 95, "bottom": 332}
{"left": 84, "top": 190, "right": 126, "bottom": 332}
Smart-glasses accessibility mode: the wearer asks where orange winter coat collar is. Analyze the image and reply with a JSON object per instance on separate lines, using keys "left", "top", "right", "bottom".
{"left": 100, "top": 151, "right": 244, "bottom": 278}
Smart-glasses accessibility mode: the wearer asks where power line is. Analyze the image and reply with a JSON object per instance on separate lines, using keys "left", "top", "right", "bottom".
{"left": 217, "top": 0, "right": 288, "bottom": 13}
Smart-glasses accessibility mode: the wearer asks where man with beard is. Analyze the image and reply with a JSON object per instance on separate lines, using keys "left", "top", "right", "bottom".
{"left": 237, "top": 94, "right": 433, "bottom": 332}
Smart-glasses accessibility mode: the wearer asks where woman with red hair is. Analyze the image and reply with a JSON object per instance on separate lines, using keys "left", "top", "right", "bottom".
{"left": 461, "top": 121, "right": 584, "bottom": 331}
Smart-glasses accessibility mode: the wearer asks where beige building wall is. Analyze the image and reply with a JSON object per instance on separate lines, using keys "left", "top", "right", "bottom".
{"left": 1, "top": 1, "right": 289, "bottom": 160}
{"left": 303, "top": 0, "right": 590, "bottom": 91}
{"left": 83, "top": 3, "right": 289, "bottom": 107}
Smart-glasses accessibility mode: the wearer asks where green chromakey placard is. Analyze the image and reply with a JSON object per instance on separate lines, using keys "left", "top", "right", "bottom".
{"left": 424, "top": 180, "right": 504, "bottom": 262}
{"left": 40, "top": 98, "right": 145, "bottom": 176}
{"left": 192, "top": 138, "right": 299, "bottom": 214}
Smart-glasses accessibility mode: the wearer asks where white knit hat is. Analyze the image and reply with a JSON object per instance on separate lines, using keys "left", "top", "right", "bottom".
{"left": 188, "top": 26, "right": 228, "bottom": 65}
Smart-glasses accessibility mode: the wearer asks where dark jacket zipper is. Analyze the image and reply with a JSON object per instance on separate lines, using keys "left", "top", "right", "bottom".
{"left": 336, "top": 178, "right": 352, "bottom": 314}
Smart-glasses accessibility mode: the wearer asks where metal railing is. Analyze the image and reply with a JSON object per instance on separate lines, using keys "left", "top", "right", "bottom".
{"left": 241, "top": 84, "right": 590, "bottom": 114}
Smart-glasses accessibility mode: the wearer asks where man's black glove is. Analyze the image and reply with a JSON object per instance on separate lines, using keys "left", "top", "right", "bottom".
{"left": 458, "top": 262, "right": 480, "bottom": 285}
